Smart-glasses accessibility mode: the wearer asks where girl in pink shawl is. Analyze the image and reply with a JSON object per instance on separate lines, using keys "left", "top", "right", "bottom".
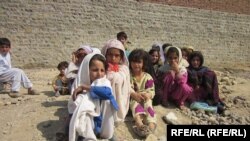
{"left": 157, "top": 46, "right": 192, "bottom": 109}
{"left": 101, "top": 39, "right": 131, "bottom": 122}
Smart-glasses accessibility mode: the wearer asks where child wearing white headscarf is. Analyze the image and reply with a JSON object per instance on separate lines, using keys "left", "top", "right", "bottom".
{"left": 157, "top": 46, "right": 192, "bottom": 109}
{"left": 68, "top": 53, "right": 118, "bottom": 141}
{"left": 101, "top": 39, "right": 131, "bottom": 122}
{"left": 66, "top": 45, "right": 100, "bottom": 94}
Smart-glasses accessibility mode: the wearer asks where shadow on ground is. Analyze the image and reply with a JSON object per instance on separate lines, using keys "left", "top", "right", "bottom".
{"left": 38, "top": 95, "right": 69, "bottom": 141}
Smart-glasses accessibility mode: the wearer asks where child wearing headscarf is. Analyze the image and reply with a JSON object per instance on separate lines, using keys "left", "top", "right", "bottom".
{"left": 157, "top": 46, "right": 192, "bottom": 109}
{"left": 101, "top": 39, "right": 131, "bottom": 122}
{"left": 66, "top": 45, "right": 97, "bottom": 94}
{"left": 148, "top": 48, "right": 163, "bottom": 75}
{"left": 187, "top": 51, "right": 225, "bottom": 114}
{"left": 68, "top": 53, "right": 118, "bottom": 141}
{"left": 151, "top": 43, "right": 165, "bottom": 63}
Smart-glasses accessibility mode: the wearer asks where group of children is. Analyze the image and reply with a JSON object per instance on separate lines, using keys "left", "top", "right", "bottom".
{"left": 1, "top": 32, "right": 225, "bottom": 140}
{"left": 148, "top": 44, "right": 225, "bottom": 114}
{"left": 52, "top": 32, "right": 158, "bottom": 140}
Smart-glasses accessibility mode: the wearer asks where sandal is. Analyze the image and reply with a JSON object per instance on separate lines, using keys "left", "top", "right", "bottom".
{"left": 28, "top": 89, "right": 39, "bottom": 95}
{"left": 133, "top": 125, "right": 150, "bottom": 138}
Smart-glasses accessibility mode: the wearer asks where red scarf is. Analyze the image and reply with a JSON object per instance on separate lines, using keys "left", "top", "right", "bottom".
{"left": 108, "top": 63, "right": 119, "bottom": 72}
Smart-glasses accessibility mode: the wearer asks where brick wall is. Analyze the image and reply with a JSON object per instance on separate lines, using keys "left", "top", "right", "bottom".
{"left": 140, "top": 0, "right": 250, "bottom": 15}
{"left": 0, "top": 0, "right": 249, "bottom": 69}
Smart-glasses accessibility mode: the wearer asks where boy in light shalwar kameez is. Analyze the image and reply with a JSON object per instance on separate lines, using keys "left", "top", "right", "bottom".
{"left": 0, "top": 38, "right": 38, "bottom": 97}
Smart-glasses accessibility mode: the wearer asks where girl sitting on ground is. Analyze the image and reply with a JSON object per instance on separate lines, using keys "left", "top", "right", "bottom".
{"left": 148, "top": 48, "right": 163, "bottom": 75}
{"left": 101, "top": 39, "right": 131, "bottom": 123}
{"left": 129, "top": 49, "right": 157, "bottom": 137}
{"left": 157, "top": 46, "right": 192, "bottom": 109}
{"left": 187, "top": 51, "right": 225, "bottom": 114}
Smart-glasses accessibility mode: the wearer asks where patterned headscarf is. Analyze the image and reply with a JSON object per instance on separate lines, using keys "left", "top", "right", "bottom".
{"left": 77, "top": 45, "right": 93, "bottom": 54}
{"left": 101, "top": 39, "right": 129, "bottom": 67}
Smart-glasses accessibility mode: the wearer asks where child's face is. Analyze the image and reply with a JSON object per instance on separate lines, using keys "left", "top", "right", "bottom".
{"left": 106, "top": 48, "right": 122, "bottom": 65}
{"left": 191, "top": 56, "right": 201, "bottom": 68}
{"left": 182, "top": 50, "right": 188, "bottom": 60}
{"left": 131, "top": 59, "right": 143, "bottom": 73}
{"left": 76, "top": 49, "right": 88, "bottom": 63}
{"left": 167, "top": 52, "right": 179, "bottom": 66}
{"left": 118, "top": 37, "right": 127, "bottom": 45}
{"left": 150, "top": 51, "right": 159, "bottom": 64}
{"left": 59, "top": 67, "right": 66, "bottom": 75}
{"left": 89, "top": 60, "right": 106, "bottom": 83}
{"left": 0, "top": 45, "right": 10, "bottom": 55}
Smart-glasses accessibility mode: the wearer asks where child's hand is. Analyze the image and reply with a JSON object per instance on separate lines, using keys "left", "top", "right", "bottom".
{"left": 141, "top": 92, "right": 151, "bottom": 101}
{"left": 72, "top": 86, "right": 83, "bottom": 101}
{"left": 53, "top": 85, "right": 58, "bottom": 91}
{"left": 81, "top": 84, "right": 90, "bottom": 91}
{"left": 72, "top": 84, "right": 90, "bottom": 101}
{"left": 132, "top": 93, "right": 145, "bottom": 103}
{"left": 172, "top": 62, "right": 179, "bottom": 72}
{"left": 61, "top": 76, "right": 68, "bottom": 83}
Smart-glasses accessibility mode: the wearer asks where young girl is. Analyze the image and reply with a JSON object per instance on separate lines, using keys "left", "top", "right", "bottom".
{"left": 181, "top": 46, "right": 194, "bottom": 61}
{"left": 158, "top": 46, "right": 192, "bottom": 109}
{"left": 101, "top": 39, "right": 131, "bottom": 122}
{"left": 68, "top": 53, "right": 118, "bottom": 141}
{"left": 148, "top": 48, "right": 163, "bottom": 75}
{"left": 187, "top": 51, "right": 225, "bottom": 113}
{"left": 66, "top": 45, "right": 93, "bottom": 89}
{"left": 129, "top": 49, "right": 157, "bottom": 137}
{"left": 151, "top": 43, "right": 165, "bottom": 63}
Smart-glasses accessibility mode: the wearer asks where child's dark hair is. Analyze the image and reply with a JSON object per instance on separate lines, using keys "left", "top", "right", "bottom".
{"left": 149, "top": 48, "right": 160, "bottom": 56}
{"left": 129, "top": 49, "right": 154, "bottom": 74}
{"left": 0, "top": 38, "right": 11, "bottom": 47}
{"left": 165, "top": 46, "right": 179, "bottom": 58}
{"left": 57, "top": 61, "right": 69, "bottom": 70}
{"left": 162, "top": 43, "right": 172, "bottom": 52}
{"left": 116, "top": 31, "right": 127, "bottom": 40}
{"left": 188, "top": 51, "right": 204, "bottom": 67}
{"left": 90, "top": 54, "right": 108, "bottom": 71}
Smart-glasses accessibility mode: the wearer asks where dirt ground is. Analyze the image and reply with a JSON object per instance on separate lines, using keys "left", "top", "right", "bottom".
{"left": 0, "top": 67, "right": 250, "bottom": 141}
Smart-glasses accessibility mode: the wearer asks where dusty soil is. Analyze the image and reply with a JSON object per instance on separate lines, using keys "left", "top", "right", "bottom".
{"left": 0, "top": 67, "right": 250, "bottom": 141}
